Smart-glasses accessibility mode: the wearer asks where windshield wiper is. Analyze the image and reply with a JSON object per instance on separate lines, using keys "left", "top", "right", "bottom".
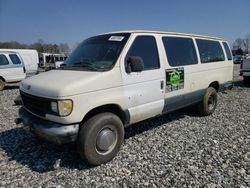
{"left": 70, "top": 62, "right": 98, "bottom": 71}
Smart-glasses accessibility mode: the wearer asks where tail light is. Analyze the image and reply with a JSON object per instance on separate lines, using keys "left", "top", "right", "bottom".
{"left": 23, "top": 66, "right": 26, "bottom": 73}
{"left": 240, "top": 61, "right": 243, "bottom": 69}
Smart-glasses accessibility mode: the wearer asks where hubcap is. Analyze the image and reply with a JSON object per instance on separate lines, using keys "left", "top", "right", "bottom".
{"left": 96, "top": 128, "right": 117, "bottom": 154}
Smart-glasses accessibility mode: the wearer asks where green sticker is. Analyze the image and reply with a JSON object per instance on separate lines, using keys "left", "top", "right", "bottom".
{"left": 166, "top": 67, "right": 184, "bottom": 92}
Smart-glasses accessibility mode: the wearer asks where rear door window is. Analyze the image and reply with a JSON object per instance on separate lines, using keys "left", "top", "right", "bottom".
{"left": 0, "top": 54, "right": 9, "bottom": 66}
{"left": 9, "top": 54, "right": 22, "bottom": 64}
{"left": 222, "top": 42, "right": 232, "bottom": 60}
{"left": 196, "top": 39, "right": 225, "bottom": 63}
{"left": 162, "top": 37, "right": 198, "bottom": 66}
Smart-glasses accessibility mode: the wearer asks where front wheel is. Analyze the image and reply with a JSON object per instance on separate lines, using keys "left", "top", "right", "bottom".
{"left": 198, "top": 87, "right": 217, "bottom": 116}
{"left": 77, "top": 113, "right": 124, "bottom": 165}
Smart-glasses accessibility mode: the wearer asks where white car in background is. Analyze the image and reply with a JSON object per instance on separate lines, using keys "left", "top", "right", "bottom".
{"left": 0, "top": 49, "right": 39, "bottom": 76}
{"left": 0, "top": 51, "right": 26, "bottom": 90}
{"left": 240, "top": 56, "right": 250, "bottom": 84}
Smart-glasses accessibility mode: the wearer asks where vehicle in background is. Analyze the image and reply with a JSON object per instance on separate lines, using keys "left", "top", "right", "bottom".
{"left": 0, "top": 51, "right": 26, "bottom": 90}
{"left": 233, "top": 55, "right": 243, "bottom": 64}
{"left": 16, "top": 31, "right": 233, "bottom": 165}
{"left": 240, "top": 55, "right": 250, "bottom": 84}
{"left": 39, "top": 53, "right": 67, "bottom": 70}
{"left": 0, "top": 49, "right": 38, "bottom": 75}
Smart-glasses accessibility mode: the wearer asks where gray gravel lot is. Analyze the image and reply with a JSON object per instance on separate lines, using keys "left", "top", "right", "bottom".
{"left": 0, "top": 65, "right": 249, "bottom": 187}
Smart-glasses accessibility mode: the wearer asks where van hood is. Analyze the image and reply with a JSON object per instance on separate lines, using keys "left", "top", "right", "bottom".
{"left": 20, "top": 69, "right": 122, "bottom": 98}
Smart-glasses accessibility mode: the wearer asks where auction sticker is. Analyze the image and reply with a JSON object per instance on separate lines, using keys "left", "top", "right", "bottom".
{"left": 109, "top": 36, "right": 124, "bottom": 41}
{"left": 165, "top": 67, "right": 184, "bottom": 92}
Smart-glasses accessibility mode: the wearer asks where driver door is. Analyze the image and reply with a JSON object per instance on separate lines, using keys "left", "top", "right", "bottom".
{"left": 121, "top": 34, "right": 165, "bottom": 124}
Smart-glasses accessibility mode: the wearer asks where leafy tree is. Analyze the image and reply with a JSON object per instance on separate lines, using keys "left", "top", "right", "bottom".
{"left": 0, "top": 40, "right": 70, "bottom": 54}
{"left": 59, "top": 43, "right": 70, "bottom": 54}
{"left": 235, "top": 48, "right": 244, "bottom": 55}
{"left": 232, "top": 34, "right": 250, "bottom": 54}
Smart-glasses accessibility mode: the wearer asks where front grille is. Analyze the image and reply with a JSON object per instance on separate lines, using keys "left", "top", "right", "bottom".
{"left": 20, "top": 91, "right": 51, "bottom": 117}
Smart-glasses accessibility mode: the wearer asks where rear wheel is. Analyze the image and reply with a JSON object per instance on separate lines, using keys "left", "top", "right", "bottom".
{"left": 198, "top": 87, "right": 217, "bottom": 116}
{"left": 77, "top": 112, "right": 124, "bottom": 165}
{"left": 0, "top": 79, "right": 5, "bottom": 91}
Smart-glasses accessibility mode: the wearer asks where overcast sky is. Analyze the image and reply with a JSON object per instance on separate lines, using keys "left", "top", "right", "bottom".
{"left": 0, "top": 0, "right": 249, "bottom": 49}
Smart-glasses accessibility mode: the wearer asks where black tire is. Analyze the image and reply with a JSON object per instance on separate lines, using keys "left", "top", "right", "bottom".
{"left": 0, "top": 79, "right": 5, "bottom": 91}
{"left": 198, "top": 87, "right": 217, "bottom": 116}
{"left": 243, "top": 76, "right": 250, "bottom": 85}
{"left": 77, "top": 112, "right": 124, "bottom": 165}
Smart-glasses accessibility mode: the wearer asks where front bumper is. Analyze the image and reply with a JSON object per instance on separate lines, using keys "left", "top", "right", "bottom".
{"left": 240, "top": 70, "right": 250, "bottom": 76}
{"left": 17, "top": 107, "right": 79, "bottom": 144}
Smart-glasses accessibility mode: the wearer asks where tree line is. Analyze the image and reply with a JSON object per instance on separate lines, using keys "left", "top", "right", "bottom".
{"left": 232, "top": 34, "right": 250, "bottom": 55}
{"left": 0, "top": 40, "right": 71, "bottom": 55}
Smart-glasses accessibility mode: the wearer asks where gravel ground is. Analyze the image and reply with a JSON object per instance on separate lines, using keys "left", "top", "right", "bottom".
{"left": 0, "top": 65, "right": 249, "bottom": 187}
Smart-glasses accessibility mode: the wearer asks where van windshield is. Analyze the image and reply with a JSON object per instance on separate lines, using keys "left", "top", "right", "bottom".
{"left": 62, "top": 33, "right": 130, "bottom": 71}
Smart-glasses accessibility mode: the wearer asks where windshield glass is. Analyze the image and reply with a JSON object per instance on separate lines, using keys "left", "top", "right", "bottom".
{"left": 62, "top": 33, "right": 130, "bottom": 71}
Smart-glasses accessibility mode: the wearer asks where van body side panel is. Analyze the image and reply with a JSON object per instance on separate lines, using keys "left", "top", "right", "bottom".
{"left": 159, "top": 35, "right": 199, "bottom": 113}
{"left": 163, "top": 89, "right": 206, "bottom": 113}
{"left": 159, "top": 34, "right": 233, "bottom": 113}
{"left": 192, "top": 39, "right": 233, "bottom": 91}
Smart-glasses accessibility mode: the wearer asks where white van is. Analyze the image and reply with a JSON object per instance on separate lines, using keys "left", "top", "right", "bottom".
{"left": 0, "top": 49, "right": 38, "bottom": 75}
{"left": 39, "top": 53, "right": 67, "bottom": 69}
{"left": 16, "top": 31, "right": 233, "bottom": 165}
{"left": 0, "top": 51, "right": 26, "bottom": 90}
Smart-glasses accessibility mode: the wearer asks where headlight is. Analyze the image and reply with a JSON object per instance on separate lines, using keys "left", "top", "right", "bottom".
{"left": 50, "top": 100, "right": 73, "bottom": 116}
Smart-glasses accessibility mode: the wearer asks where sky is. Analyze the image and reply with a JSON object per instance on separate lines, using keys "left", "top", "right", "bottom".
{"left": 0, "top": 0, "right": 249, "bottom": 49}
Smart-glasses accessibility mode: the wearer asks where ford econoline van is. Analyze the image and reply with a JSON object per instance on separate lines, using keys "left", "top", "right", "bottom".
{"left": 16, "top": 31, "right": 233, "bottom": 165}
{"left": 0, "top": 51, "right": 26, "bottom": 90}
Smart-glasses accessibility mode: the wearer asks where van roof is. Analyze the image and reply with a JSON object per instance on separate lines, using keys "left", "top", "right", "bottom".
{"left": 0, "top": 51, "right": 19, "bottom": 54}
{"left": 104, "top": 30, "right": 224, "bottom": 41}
{"left": 0, "top": 49, "right": 38, "bottom": 53}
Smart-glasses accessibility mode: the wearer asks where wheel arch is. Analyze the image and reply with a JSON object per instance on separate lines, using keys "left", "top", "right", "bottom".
{"left": 0, "top": 76, "right": 6, "bottom": 82}
{"left": 208, "top": 81, "right": 219, "bottom": 92}
{"left": 81, "top": 104, "right": 130, "bottom": 127}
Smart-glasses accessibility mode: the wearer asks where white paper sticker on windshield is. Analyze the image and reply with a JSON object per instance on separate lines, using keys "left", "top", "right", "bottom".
{"left": 109, "top": 36, "right": 124, "bottom": 41}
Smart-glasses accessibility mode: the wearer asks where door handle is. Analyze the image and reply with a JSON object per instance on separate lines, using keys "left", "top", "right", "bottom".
{"left": 160, "top": 80, "right": 164, "bottom": 90}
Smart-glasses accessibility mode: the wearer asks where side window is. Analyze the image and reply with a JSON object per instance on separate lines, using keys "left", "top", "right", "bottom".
{"left": 222, "top": 42, "right": 232, "bottom": 60}
{"left": 9, "top": 54, "right": 22, "bottom": 64}
{"left": 196, "top": 39, "right": 225, "bottom": 63}
{"left": 0, "top": 55, "right": 9, "bottom": 66}
{"left": 162, "top": 37, "right": 198, "bottom": 66}
{"left": 127, "top": 36, "right": 160, "bottom": 70}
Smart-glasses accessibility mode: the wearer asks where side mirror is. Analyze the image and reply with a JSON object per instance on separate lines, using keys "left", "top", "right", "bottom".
{"left": 126, "top": 56, "right": 144, "bottom": 73}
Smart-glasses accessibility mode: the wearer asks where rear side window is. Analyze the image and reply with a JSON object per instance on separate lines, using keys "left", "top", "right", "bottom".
{"left": 127, "top": 36, "right": 160, "bottom": 70}
{"left": 162, "top": 37, "right": 198, "bottom": 66}
{"left": 196, "top": 39, "right": 225, "bottom": 63}
{"left": 9, "top": 54, "right": 22, "bottom": 64}
{"left": 0, "top": 55, "right": 9, "bottom": 66}
{"left": 222, "top": 42, "right": 232, "bottom": 60}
